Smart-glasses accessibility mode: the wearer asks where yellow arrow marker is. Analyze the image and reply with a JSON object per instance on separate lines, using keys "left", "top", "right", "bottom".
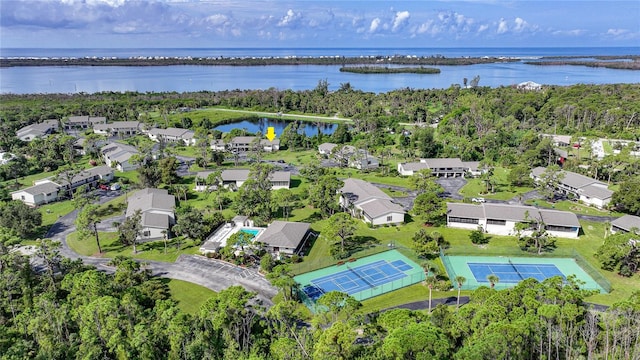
{"left": 266, "top": 127, "right": 276, "bottom": 141}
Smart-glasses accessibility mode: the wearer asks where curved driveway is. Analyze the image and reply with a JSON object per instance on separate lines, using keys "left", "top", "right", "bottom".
{"left": 45, "top": 196, "right": 277, "bottom": 306}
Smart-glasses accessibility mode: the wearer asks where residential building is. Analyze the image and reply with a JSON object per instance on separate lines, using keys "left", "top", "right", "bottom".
{"left": 101, "top": 142, "right": 140, "bottom": 171}
{"left": 542, "top": 134, "right": 572, "bottom": 147}
{"left": 212, "top": 169, "right": 291, "bottom": 190}
{"left": 11, "top": 181, "right": 60, "bottom": 206}
{"left": 257, "top": 221, "right": 314, "bottom": 257}
{"left": 517, "top": 81, "right": 542, "bottom": 91}
{"left": 11, "top": 166, "right": 114, "bottom": 206}
{"left": 41, "top": 166, "right": 114, "bottom": 197}
{"left": 398, "top": 158, "right": 482, "bottom": 177}
{"left": 318, "top": 142, "right": 337, "bottom": 157}
{"left": 228, "top": 136, "right": 280, "bottom": 152}
{"left": 16, "top": 120, "right": 59, "bottom": 141}
{"left": 148, "top": 128, "right": 196, "bottom": 145}
{"left": 126, "top": 188, "right": 175, "bottom": 242}
{"left": 348, "top": 150, "right": 380, "bottom": 170}
{"left": 93, "top": 121, "right": 141, "bottom": 137}
{"left": 610, "top": 215, "right": 640, "bottom": 235}
{"left": 446, "top": 202, "right": 581, "bottom": 238}
{"left": 210, "top": 139, "right": 226, "bottom": 152}
{"left": 64, "top": 116, "right": 106, "bottom": 130}
{"left": 531, "top": 167, "right": 613, "bottom": 209}
{"left": 339, "top": 178, "right": 405, "bottom": 226}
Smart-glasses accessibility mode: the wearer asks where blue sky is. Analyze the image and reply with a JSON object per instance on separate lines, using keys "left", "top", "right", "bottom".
{"left": 1, "top": 0, "right": 639, "bottom": 48}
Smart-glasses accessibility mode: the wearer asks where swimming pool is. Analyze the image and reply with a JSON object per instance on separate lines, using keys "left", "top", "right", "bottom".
{"left": 240, "top": 228, "right": 260, "bottom": 238}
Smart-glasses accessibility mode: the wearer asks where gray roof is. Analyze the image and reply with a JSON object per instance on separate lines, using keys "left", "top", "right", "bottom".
{"left": 221, "top": 169, "right": 251, "bottom": 181}
{"left": 16, "top": 121, "right": 58, "bottom": 137}
{"left": 54, "top": 166, "right": 113, "bottom": 186}
{"left": 101, "top": 142, "right": 139, "bottom": 155}
{"left": 13, "top": 181, "right": 60, "bottom": 196}
{"left": 257, "top": 221, "right": 310, "bottom": 249}
{"left": 67, "top": 115, "right": 89, "bottom": 123}
{"left": 340, "top": 178, "right": 391, "bottom": 205}
{"left": 318, "top": 143, "right": 337, "bottom": 152}
{"left": 422, "top": 158, "right": 465, "bottom": 169}
{"left": 461, "top": 161, "right": 481, "bottom": 171}
{"left": 399, "top": 162, "right": 430, "bottom": 171}
{"left": 483, "top": 203, "right": 540, "bottom": 222}
{"left": 260, "top": 139, "right": 280, "bottom": 146}
{"left": 447, "top": 202, "right": 580, "bottom": 228}
{"left": 221, "top": 169, "right": 290, "bottom": 183}
{"left": 126, "top": 188, "right": 175, "bottom": 216}
{"left": 141, "top": 212, "right": 170, "bottom": 229}
{"left": 447, "top": 202, "right": 485, "bottom": 219}
{"left": 611, "top": 215, "right": 640, "bottom": 232}
{"left": 532, "top": 167, "right": 611, "bottom": 198}
{"left": 539, "top": 209, "right": 580, "bottom": 227}
{"left": 359, "top": 199, "right": 405, "bottom": 219}
{"left": 150, "top": 127, "right": 194, "bottom": 138}
{"left": 231, "top": 136, "right": 257, "bottom": 144}
{"left": 562, "top": 171, "right": 600, "bottom": 189}
{"left": 579, "top": 184, "right": 613, "bottom": 200}
{"left": 110, "top": 121, "right": 140, "bottom": 129}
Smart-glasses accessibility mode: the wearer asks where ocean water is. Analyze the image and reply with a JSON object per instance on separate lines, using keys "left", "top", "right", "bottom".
{"left": 1, "top": 47, "right": 639, "bottom": 94}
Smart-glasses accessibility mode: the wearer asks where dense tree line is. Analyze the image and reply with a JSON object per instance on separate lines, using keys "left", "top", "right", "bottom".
{"left": 1, "top": 237, "right": 639, "bottom": 359}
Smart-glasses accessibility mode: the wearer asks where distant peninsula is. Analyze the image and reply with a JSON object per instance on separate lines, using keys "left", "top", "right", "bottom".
{"left": 524, "top": 55, "right": 640, "bottom": 70}
{"left": 0, "top": 55, "right": 519, "bottom": 68}
{"left": 340, "top": 66, "right": 440, "bottom": 74}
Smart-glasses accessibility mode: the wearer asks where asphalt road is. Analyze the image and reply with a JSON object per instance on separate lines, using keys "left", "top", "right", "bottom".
{"left": 44, "top": 190, "right": 277, "bottom": 306}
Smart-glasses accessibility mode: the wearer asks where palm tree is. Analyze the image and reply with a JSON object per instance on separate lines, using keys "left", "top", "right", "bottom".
{"left": 425, "top": 276, "right": 437, "bottom": 314}
{"left": 455, "top": 275, "right": 466, "bottom": 308}
{"left": 487, "top": 274, "right": 500, "bottom": 289}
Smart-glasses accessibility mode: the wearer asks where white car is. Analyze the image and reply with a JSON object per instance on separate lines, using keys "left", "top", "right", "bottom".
{"left": 472, "top": 197, "right": 486, "bottom": 203}
{"left": 110, "top": 183, "right": 121, "bottom": 191}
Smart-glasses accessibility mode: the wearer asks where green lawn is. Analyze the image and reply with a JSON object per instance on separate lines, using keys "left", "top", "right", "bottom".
{"left": 166, "top": 279, "right": 216, "bottom": 314}
{"left": 602, "top": 140, "right": 613, "bottom": 155}
{"left": 66, "top": 231, "right": 201, "bottom": 262}
{"left": 526, "top": 199, "right": 623, "bottom": 217}
{"left": 459, "top": 167, "right": 533, "bottom": 200}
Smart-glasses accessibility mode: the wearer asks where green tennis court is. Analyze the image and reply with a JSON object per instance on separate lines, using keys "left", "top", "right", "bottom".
{"left": 295, "top": 250, "right": 425, "bottom": 306}
{"left": 441, "top": 255, "right": 607, "bottom": 293}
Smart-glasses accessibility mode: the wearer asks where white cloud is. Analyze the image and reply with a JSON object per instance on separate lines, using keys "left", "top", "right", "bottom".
{"left": 477, "top": 24, "right": 489, "bottom": 33}
{"left": 278, "top": 9, "right": 302, "bottom": 27}
{"left": 497, "top": 18, "right": 508, "bottom": 34}
{"left": 205, "top": 14, "right": 228, "bottom": 27}
{"left": 369, "top": 18, "right": 380, "bottom": 33}
{"left": 392, "top": 11, "right": 410, "bottom": 32}
{"left": 607, "top": 28, "right": 628, "bottom": 36}
{"left": 552, "top": 29, "right": 586, "bottom": 36}
{"left": 513, "top": 17, "right": 527, "bottom": 32}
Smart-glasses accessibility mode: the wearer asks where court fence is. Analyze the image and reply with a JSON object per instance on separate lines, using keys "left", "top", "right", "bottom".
{"left": 439, "top": 247, "right": 611, "bottom": 293}
{"left": 297, "top": 268, "right": 426, "bottom": 309}
{"left": 291, "top": 244, "right": 422, "bottom": 275}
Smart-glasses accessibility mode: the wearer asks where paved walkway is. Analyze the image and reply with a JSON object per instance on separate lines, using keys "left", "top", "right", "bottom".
{"left": 45, "top": 199, "right": 277, "bottom": 306}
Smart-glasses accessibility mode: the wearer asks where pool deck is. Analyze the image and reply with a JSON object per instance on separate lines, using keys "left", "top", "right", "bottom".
{"left": 200, "top": 223, "right": 266, "bottom": 253}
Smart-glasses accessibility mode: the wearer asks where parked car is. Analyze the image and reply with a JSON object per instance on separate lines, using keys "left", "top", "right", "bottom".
{"left": 110, "top": 183, "right": 121, "bottom": 191}
{"left": 99, "top": 184, "right": 110, "bottom": 191}
{"left": 472, "top": 197, "right": 486, "bottom": 203}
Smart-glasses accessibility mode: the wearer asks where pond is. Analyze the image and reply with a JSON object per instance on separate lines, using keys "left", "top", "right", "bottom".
{"left": 213, "top": 118, "right": 337, "bottom": 137}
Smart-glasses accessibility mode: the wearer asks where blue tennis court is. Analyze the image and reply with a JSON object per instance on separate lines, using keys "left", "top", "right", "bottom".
{"left": 301, "top": 260, "right": 410, "bottom": 300}
{"left": 295, "top": 250, "right": 426, "bottom": 304}
{"left": 468, "top": 261, "right": 566, "bottom": 283}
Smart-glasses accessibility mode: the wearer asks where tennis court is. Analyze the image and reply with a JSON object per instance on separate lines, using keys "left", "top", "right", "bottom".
{"left": 468, "top": 261, "right": 565, "bottom": 283}
{"left": 441, "top": 255, "right": 607, "bottom": 293}
{"left": 295, "top": 250, "right": 425, "bottom": 304}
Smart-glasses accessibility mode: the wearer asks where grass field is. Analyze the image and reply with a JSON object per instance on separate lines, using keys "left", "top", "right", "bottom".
{"left": 66, "top": 231, "right": 201, "bottom": 262}
{"left": 166, "top": 279, "right": 216, "bottom": 314}
{"left": 459, "top": 167, "right": 534, "bottom": 200}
